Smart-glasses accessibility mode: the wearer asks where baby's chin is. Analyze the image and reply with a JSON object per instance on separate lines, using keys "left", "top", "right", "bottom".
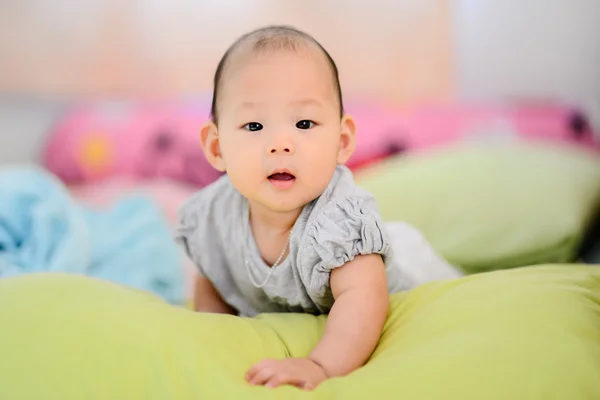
{"left": 232, "top": 175, "right": 330, "bottom": 215}
{"left": 253, "top": 197, "right": 312, "bottom": 215}
{"left": 247, "top": 190, "right": 322, "bottom": 216}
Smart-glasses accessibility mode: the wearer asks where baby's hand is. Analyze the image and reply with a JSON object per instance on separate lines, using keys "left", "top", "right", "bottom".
{"left": 245, "top": 358, "right": 327, "bottom": 391}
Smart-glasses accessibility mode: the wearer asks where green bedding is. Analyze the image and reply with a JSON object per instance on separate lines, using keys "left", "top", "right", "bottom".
{"left": 1, "top": 265, "right": 600, "bottom": 399}
{"left": 356, "top": 142, "right": 600, "bottom": 273}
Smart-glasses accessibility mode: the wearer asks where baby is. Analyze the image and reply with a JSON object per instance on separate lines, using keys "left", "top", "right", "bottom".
{"left": 176, "top": 25, "right": 454, "bottom": 390}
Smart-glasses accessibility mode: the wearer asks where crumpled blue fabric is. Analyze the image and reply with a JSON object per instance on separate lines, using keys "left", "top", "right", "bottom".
{"left": 0, "top": 167, "right": 184, "bottom": 304}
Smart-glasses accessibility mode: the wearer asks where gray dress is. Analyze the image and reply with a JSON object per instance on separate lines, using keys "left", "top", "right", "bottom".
{"left": 176, "top": 165, "right": 403, "bottom": 317}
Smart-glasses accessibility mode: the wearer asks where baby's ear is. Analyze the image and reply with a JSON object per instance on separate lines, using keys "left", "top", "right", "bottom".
{"left": 200, "top": 121, "right": 226, "bottom": 172}
{"left": 336, "top": 115, "right": 357, "bottom": 164}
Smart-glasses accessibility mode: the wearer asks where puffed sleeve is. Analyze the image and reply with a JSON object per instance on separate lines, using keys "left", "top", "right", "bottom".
{"left": 300, "top": 195, "right": 392, "bottom": 300}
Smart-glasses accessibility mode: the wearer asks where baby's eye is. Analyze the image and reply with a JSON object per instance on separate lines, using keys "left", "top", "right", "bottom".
{"left": 243, "top": 122, "right": 263, "bottom": 132}
{"left": 296, "top": 120, "right": 315, "bottom": 130}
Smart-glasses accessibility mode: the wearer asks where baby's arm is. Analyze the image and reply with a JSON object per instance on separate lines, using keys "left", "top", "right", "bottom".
{"left": 246, "top": 254, "right": 388, "bottom": 389}
{"left": 194, "top": 275, "right": 237, "bottom": 314}
{"left": 310, "top": 253, "right": 389, "bottom": 376}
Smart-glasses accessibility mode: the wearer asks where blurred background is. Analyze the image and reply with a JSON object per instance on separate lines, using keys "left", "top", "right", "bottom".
{"left": 1, "top": 0, "right": 600, "bottom": 306}
{"left": 1, "top": 0, "right": 599, "bottom": 161}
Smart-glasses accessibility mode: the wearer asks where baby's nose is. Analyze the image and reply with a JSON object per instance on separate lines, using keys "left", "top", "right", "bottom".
{"left": 267, "top": 135, "right": 295, "bottom": 155}
{"left": 269, "top": 146, "right": 292, "bottom": 154}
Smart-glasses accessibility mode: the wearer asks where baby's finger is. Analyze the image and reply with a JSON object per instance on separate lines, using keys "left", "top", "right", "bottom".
{"left": 248, "top": 367, "right": 276, "bottom": 386}
{"left": 245, "top": 359, "right": 274, "bottom": 382}
{"left": 245, "top": 365, "right": 260, "bottom": 382}
{"left": 265, "top": 373, "right": 290, "bottom": 389}
{"left": 266, "top": 373, "right": 305, "bottom": 389}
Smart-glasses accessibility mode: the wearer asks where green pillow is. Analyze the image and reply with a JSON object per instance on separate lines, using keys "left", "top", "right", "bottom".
{"left": 356, "top": 142, "right": 600, "bottom": 273}
{"left": 1, "top": 265, "right": 600, "bottom": 399}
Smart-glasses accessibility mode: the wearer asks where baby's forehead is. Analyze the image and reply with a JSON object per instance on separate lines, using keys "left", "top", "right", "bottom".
{"left": 226, "top": 40, "right": 331, "bottom": 76}
{"left": 220, "top": 44, "right": 339, "bottom": 103}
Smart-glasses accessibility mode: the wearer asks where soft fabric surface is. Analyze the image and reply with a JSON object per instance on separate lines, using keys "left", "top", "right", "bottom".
{"left": 384, "top": 221, "right": 463, "bottom": 287}
{"left": 42, "top": 100, "right": 223, "bottom": 187}
{"left": 0, "top": 167, "right": 183, "bottom": 304}
{"left": 396, "top": 103, "right": 597, "bottom": 151}
{"left": 1, "top": 265, "right": 599, "bottom": 399}
{"left": 346, "top": 101, "right": 598, "bottom": 170}
{"left": 69, "top": 177, "right": 199, "bottom": 300}
{"left": 356, "top": 142, "right": 600, "bottom": 273}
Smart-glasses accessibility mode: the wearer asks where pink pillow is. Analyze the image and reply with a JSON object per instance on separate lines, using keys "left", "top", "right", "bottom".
{"left": 346, "top": 101, "right": 598, "bottom": 171}
{"left": 402, "top": 102, "right": 598, "bottom": 150}
{"left": 43, "top": 100, "right": 223, "bottom": 188}
{"left": 345, "top": 101, "right": 408, "bottom": 170}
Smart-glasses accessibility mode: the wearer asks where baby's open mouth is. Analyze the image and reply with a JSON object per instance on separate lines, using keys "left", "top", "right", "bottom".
{"left": 268, "top": 172, "right": 295, "bottom": 181}
{"left": 268, "top": 172, "right": 296, "bottom": 189}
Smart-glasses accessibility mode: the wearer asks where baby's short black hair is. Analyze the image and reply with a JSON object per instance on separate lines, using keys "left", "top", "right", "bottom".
{"left": 210, "top": 25, "right": 344, "bottom": 124}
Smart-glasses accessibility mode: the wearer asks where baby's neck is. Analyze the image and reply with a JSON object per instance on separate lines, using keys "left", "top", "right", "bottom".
{"left": 248, "top": 202, "right": 302, "bottom": 266}
{"left": 248, "top": 202, "right": 302, "bottom": 235}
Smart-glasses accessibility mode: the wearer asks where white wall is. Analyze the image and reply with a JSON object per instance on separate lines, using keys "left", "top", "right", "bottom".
{"left": 454, "top": 0, "right": 600, "bottom": 104}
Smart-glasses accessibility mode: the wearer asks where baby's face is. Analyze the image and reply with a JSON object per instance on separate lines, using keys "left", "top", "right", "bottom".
{"left": 214, "top": 47, "right": 353, "bottom": 214}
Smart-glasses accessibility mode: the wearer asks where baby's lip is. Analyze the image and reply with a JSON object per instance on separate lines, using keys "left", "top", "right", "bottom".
{"left": 267, "top": 168, "right": 295, "bottom": 179}
{"left": 267, "top": 169, "right": 296, "bottom": 189}
{"left": 268, "top": 172, "right": 295, "bottom": 181}
{"left": 269, "top": 168, "right": 293, "bottom": 175}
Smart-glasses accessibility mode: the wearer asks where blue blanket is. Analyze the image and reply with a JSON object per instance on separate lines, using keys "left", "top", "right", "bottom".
{"left": 0, "top": 167, "right": 184, "bottom": 304}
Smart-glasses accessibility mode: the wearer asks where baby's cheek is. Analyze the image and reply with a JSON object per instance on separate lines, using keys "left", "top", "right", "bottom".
{"left": 222, "top": 145, "right": 263, "bottom": 189}
{"left": 304, "top": 155, "right": 337, "bottom": 192}
{"left": 224, "top": 152, "right": 260, "bottom": 179}
{"left": 220, "top": 136, "right": 255, "bottom": 163}
{"left": 308, "top": 142, "right": 338, "bottom": 168}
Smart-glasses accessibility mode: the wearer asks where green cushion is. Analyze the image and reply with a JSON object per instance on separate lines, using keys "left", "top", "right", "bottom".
{"left": 356, "top": 142, "right": 600, "bottom": 273}
{"left": 1, "top": 265, "right": 600, "bottom": 399}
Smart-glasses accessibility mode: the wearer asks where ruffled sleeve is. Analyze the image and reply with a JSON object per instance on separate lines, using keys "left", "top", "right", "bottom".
{"left": 300, "top": 195, "right": 392, "bottom": 299}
